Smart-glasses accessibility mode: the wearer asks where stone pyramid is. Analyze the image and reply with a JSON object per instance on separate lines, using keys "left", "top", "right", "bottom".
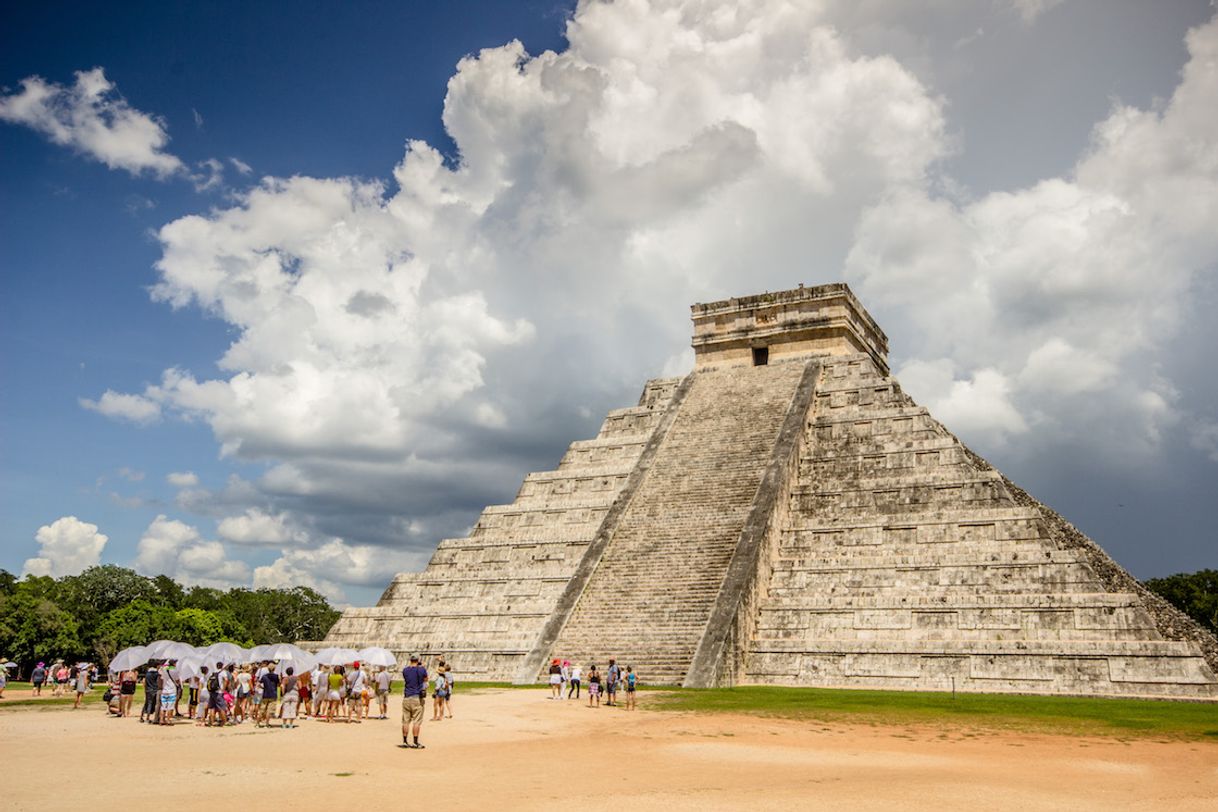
{"left": 317, "top": 283, "right": 1218, "bottom": 698}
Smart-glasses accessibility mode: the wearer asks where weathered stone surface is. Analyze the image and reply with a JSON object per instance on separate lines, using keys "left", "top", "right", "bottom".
{"left": 315, "top": 376, "right": 683, "bottom": 680}
{"left": 318, "top": 283, "right": 1217, "bottom": 699}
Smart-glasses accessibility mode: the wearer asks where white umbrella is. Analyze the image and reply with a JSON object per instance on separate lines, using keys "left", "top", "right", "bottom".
{"left": 202, "top": 642, "right": 246, "bottom": 665}
{"left": 176, "top": 658, "right": 205, "bottom": 681}
{"left": 358, "top": 646, "right": 397, "bottom": 668}
{"left": 3, "top": 661, "right": 17, "bottom": 669}
{"left": 261, "top": 643, "right": 317, "bottom": 673}
{"left": 159, "top": 642, "right": 197, "bottom": 661}
{"left": 145, "top": 639, "right": 177, "bottom": 658}
{"left": 247, "top": 644, "right": 272, "bottom": 662}
{"left": 318, "top": 647, "right": 359, "bottom": 666}
{"left": 263, "top": 643, "right": 301, "bottom": 660}
{"left": 108, "top": 646, "right": 148, "bottom": 672}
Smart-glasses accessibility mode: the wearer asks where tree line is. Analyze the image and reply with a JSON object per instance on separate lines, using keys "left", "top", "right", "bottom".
{"left": 0, "top": 565, "right": 340, "bottom": 672}
{"left": 1144, "top": 569, "right": 1218, "bottom": 635}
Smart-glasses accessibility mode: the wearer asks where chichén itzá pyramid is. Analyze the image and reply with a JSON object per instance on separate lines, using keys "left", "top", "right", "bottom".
{"left": 317, "top": 283, "right": 1218, "bottom": 699}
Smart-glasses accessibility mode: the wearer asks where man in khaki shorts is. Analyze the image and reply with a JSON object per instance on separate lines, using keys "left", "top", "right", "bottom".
{"left": 400, "top": 653, "right": 427, "bottom": 749}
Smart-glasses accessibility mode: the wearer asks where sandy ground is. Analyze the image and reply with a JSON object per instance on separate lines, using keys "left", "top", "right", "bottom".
{"left": 3, "top": 689, "right": 1216, "bottom": 810}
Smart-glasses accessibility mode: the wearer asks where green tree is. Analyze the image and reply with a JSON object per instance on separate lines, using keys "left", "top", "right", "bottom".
{"left": 170, "top": 608, "right": 225, "bottom": 646}
{"left": 182, "top": 586, "right": 226, "bottom": 612}
{"left": 57, "top": 566, "right": 158, "bottom": 649}
{"left": 152, "top": 574, "right": 185, "bottom": 609}
{"left": 223, "top": 586, "right": 339, "bottom": 643}
{"left": 91, "top": 599, "right": 178, "bottom": 664}
{"left": 1145, "top": 569, "right": 1218, "bottom": 634}
{"left": 0, "top": 586, "right": 84, "bottom": 669}
{"left": 0, "top": 568, "right": 16, "bottom": 596}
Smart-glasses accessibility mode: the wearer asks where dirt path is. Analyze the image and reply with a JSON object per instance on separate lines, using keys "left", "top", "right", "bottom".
{"left": 3, "top": 689, "right": 1216, "bottom": 810}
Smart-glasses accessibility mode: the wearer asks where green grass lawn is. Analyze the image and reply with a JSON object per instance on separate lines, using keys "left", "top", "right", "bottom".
{"left": 647, "top": 685, "right": 1218, "bottom": 741}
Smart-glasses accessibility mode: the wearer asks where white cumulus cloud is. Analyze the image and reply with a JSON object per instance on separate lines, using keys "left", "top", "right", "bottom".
{"left": 0, "top": 67, "right": 183, "bottom": 177}
{"left": 166, "top": 471, "right": 200, "bottom": 488}
{"left": 134, "top": 515, "right": 250, "bottom": 588}
{"left": 217, "top": 508, "right": 308, "bottom": 546}
{"left": 80, "top": 390, "right": 161, "bottom": 424}
{"left": 23, "top": 516, "right": 109, "bottom": 578}
{"left": 845, "top": 13, "right": 1218, "bottom": 455}
{"left": 254, "top": 539, "right": 428, "bottom": 604}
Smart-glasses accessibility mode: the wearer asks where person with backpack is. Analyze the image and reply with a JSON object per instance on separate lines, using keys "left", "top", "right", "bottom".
{"left": 605, "top": 659, "right": 621, "bottom": 707}
{"left": 430, "top": 668, "right": 447, "bottom": 721}
{"left": 206, "top": 661, "right": 228, "bottom": 726}
{"left": 624, "top": 666, "right": 638, "bottom": 710}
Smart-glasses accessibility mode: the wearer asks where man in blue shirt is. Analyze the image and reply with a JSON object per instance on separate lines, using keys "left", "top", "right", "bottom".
{"left": 400, "top": 653, "right": 427, "bottom": 749}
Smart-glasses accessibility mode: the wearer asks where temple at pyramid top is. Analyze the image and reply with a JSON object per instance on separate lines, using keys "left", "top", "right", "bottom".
{"left": 691, "top": 282, "right": 889, "bottom": 374}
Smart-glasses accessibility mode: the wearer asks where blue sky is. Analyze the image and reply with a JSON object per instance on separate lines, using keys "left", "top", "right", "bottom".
{"left": 3, "top": 0, "right": 1216, "bottom": 605}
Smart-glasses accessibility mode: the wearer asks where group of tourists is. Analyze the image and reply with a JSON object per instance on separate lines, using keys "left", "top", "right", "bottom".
{"left": 101, "top": 654, "right": 458, "bottom": 736}
{"left": 25, "top": 660, "right": 97, "bottom": 707}
{"left": 547, "top": 657, "right": 637, "bottom": 709}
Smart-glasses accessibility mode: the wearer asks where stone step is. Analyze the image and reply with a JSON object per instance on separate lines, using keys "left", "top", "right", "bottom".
{"left": 756, "top": 592, "right": 1149, "bottom": 611}
{"left": 746, "top": 639, "right": 1204, "bottom": 657}
{"left": 774, "top": 549, "right": 1083, "bottom": 570}
{"left": 549, "top": 361, "right": 811, "bottom": 681}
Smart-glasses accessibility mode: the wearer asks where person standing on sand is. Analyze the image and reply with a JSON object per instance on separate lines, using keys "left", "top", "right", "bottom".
{"left": 119, "top": 667, "right": 137, "bottom": 717}
{"left": 71, "top": 662, "right": 88, "bottom": 706}
{"left": 280, "top": 666, "right": 299, "bottom": 729}
{"left": 431, "top": 668, "right": 447, "bottom": 721}
{"left": 207, "top": 662, "right": 228, "bottom": 726}
{"left": 624, "top": 666, "right": 637, "bottom": 710}
{"left": 400, "top": 653, "right": 427, "bottom": 749}
{"left": 312, "top": 665, "right": 328, "bottom": 717}
{"left": 375, "top": 667, "right": 391, "bottom": 719}
{"left": 158, "top": 660, "right": 178, "bottom": 724}
{"left": 568, "top": 662, "right": 582, "bottom": 699}
{"left": 587, "top": 665, "right": 601, "bottom": 707}
{"left": 325, "top": 665, "right": 345, "bottom": 722}
{"left": 605, "top": 659, "right": 620, "bottom": 707}
{"left": 70, "top": 662, "right": 88, "bottom": 706}
{"left": 442, "top": 664, "right": 453, "bottom": 719}
{"left": 548, "top": 659, "right": 563, "bottom": 699}
{"left": 31, "top": 662, "right": 46, "bottom": 695}
{"left": 296, "top": 668, "right": 311, "bottom": 717}
{"left": 54, "top": 662, "right": 69, "bottom": 696}
{"left": 257, "top": 662, "right": 280, "bottom": 728}
{"left": 195, "top": 666, "right": 210, "bottom": 725}
{"left": 234, "top": 665, "right": 252, "bottom": 723}
{"left": 140, "top": 661, "right": 158, "bottom": 722}
{"left": 345, "top": 661, "right": 365, "bottom": 723}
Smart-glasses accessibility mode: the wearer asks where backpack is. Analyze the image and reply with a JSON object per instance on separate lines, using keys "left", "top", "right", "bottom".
{"left": 207, "top": 670, "right": 220, "bottom": 692}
